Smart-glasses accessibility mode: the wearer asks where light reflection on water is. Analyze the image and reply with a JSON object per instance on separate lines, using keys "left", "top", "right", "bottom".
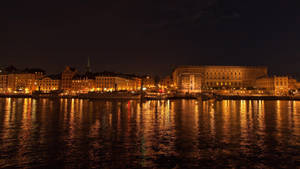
{"left": 0, "top": 98, "right": 299, "bottom": 168}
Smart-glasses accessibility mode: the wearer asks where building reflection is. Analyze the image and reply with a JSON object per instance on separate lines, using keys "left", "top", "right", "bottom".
{"left": 293, "top": 101, "right": 300, "bottom": 138}
{"left": 239, "top": 100, "right": 248, "bottom": 146}
{"left": 258, "top": 100, "right": 265, "bottom": 132}
{"left": 0, "top": 98, "right": 299, "bottom": 168}
{"left": 2, "top": 98, "right": 12, "bottom": 145}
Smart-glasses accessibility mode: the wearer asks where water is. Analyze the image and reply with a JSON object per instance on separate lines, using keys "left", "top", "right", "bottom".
{"left": 0, "top": 98, "right": 299, "bottom": 169}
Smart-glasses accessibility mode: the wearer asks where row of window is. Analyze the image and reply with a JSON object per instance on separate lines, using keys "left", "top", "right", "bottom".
{"left": 275, "top": 81, "right": 288, "bottom": 86}
{"left": 205, "top": 71, "right": 241, "bottom": 75}
{"left": 205, "top": 76, "right": 242, "bottom": 80}
{"left": 204, "top": 81, "right": 242, "bottom": 86}
{"left": 40, "top": 84, "right": 58, "bottom": 86}
{"left": 39, "top": 82, "right": 59, "bottom": 85}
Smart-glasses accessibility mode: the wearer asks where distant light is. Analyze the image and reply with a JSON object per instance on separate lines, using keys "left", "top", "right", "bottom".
{"left": 143, "top": 87, "right": 147, "bottom": 91}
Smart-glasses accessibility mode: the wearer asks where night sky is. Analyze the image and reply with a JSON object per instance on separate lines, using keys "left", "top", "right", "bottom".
{"left": 1, "top": 1, "right": 300, "bottom": 77}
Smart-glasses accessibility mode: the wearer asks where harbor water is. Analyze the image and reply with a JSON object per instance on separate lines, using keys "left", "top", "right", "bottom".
{"left": 0, "top": 98, "right": 299, "bottom": 168}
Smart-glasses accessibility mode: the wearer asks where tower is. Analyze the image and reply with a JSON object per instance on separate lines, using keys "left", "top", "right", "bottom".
{"left": 86, "top": 56, "right": 92, "bottom": 73}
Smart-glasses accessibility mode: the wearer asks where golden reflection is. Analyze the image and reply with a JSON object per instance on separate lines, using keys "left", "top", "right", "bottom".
{"left": 248, "top": 100, "right": 253, "bottom": 118}
{"left": 231, "top": 100, "right": 237, "bottom": 116}
{"left": 240, "top": 100, "right": 247, "bottom": 122}
{"left": 5, "top": 98, "right": 11, "bottom": 119}
{"left": 23, "top": 98, "right": 28, "bottom": 120}
{"left": 109, "top": 113, "right": 112, "bottom": 126}
{"left": 202, "top": 101, "right": 207, "bottom": 114}
{"left": 117, "top": 102, "right": 121, "bottom": 129}
{"left": 63, "top": 99, "right": 67, "bottom": 114}
{"left": 258, "top": 100, "right": 265, "bottom": 131}
{"left": 71, "top": 99, "right": 75, "bottom": 114}
{"left": 1, "top": 98, "right": 299, "bottom": 168}
{"left": 17, "top": 98, "right": 33, "bottom": 166}
{"left": 166, "top": 100, "right": 171, "bottom": 123}
{"left": 248, "top": 100, "right": 253, "bottom": 131}
{"left": 230, "top": 100, "right": 237, "bottom": 121}
{"left": 293, "top": 101, "right": 297, "bottom": 113}
{"left": 68, "top": 98, "right": 76, "bottom": 140}
{"left": 60, "top": 98, "right": 63, "bottom": 112}
{"left": 127, "top": 101, "right": 131, "bottom": 119}
{"left": 292, "top": 101, "right": 296, "bottom": 132}
{"left": 32, "top": 99, "right": 36, "bottom": 121}
{"left": 79, "top": 99, "right": 83, "bottom": 117}
{"left": 161, "top": 101, "right": 166, "bottom": 127}
{"left": 170, "top": 100, "right": 175, "bottom": 121}
{"left": 136, "top": 102, "right": 141, "bottom": 124}
{"left": 222, "top": 100, "right": 230, "bottom": 139}
{"left": 287, "top": 101, "right": 293, "bottom": 130}
{"left": 209, "top": 101, "right": 215, "bottom": 137}
{"left": 240, "top": 100, "right": 248, "bottom": 144}
{"left": 12, "top": 98, "right": 16, "bottom": 121}
{"left": 40, "top": 99, "right": 48, "bottom": 124}
{"left": 293, "top": 101, "right": 300, "bottom": 137}
{"left": 276, "top": 100, "right": 282, "bottom": 136}
{"left": 194, "top": 100, "right": 199, "bottom": 127}
{"left": 2, "top": 98, "right": 12, "bottom": 140}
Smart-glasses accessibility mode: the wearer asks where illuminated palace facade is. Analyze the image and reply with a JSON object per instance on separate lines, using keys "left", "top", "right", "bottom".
{"left": 173, "top": 65, "right": 268, "bottom": 93}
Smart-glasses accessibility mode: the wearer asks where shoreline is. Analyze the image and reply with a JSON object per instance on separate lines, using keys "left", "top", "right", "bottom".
{"left": 1, "top": 94, "right": 300, "bottom": 100}
{"left": 212, "top": 95, "right": 300, "bottom": 101}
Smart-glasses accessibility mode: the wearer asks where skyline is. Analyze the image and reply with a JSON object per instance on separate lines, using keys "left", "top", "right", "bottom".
{"left": 1, "top": 1, "right": 300, "bottom": 76}
{"left": 1, "top": 60, "right": 299, "bottom": 80}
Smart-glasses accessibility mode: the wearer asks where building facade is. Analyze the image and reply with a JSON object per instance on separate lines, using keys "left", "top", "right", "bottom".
{"left": 173, "top": 65, "right": 268, "bottom": 93}
{"left": 37, "top": 75, "right": 61, "bottom": 93}
{"left": 159, "top": 76, "right": 174, "bottom": 92}
{"left": 288, "top": 77, "right": 299, "bottom": 91}
{"left": 255, "top": 76, "right": 289, "bottom": 95}
{"left": 95, "top": 76, "right": 140, "bottom": 92}
{"left": 72, "top": 74, "right": 96, "bottom": 93}
{"left": 7, "top": 72, "right": 44, "bottom": 93}
{"left": 0, "top": 74, "right": 8, "bottom": 93}
{"left": 143, "top": 75, "right": 156, "bottom": 90}
{"left": 61, "top": 66, "right": 77, "bottom": 91}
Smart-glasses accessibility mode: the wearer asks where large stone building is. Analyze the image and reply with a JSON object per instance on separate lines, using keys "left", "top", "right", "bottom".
{"left": 0, "top": 74, "right": 8, "bottom": 93}
{"left": 173, "top": 65, "right": 268, "bottom": 93}
{"left": 0, "top": 67, "right": 44, "bottom": 93}
{"left": 142, "top": 75, "right": 156, "bottom": 90}
{"left": 0, "top": 66, "right": 17, "bottom": 93}
{"left": 288, "top": 77, "right": 300, "bottom": 91}
{"left": 72, "top": 73, "right": 96, "bottom": 93}
{"left": 255, "top": 76, "right": 289, "bottom": 95}
{"left": 7, "top": 69, "right": 44, "bottom": 93}
{"left": 95, "top": 72, "right": 141, "bottom": 92}
{"left": 61, "top": 66, "right": 77, "bottom": 91}
{"left": 95, "top": 76, "right": 139, "bottom": 92}
{"left": 159, "top": 76, "right": 174, "bottom": 92}
{"left": 36, "top": 74, "right": 61, "bottom": 93}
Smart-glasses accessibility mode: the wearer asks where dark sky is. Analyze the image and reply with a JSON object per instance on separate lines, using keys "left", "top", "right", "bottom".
{"left": 1, "top": 1, "right": 300, "bottom": 76}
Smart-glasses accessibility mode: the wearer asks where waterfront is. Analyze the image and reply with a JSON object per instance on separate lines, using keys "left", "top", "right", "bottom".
{"left": 0, "top": 98, "right": 299, "bottom": 168}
